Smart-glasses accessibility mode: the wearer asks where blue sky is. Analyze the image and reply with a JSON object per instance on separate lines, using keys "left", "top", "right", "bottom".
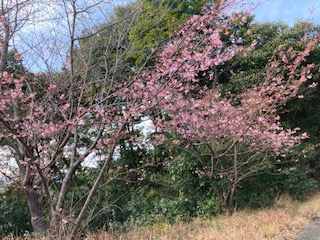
{"left": 251, "top": 0, "right": 320, "bottom": 26}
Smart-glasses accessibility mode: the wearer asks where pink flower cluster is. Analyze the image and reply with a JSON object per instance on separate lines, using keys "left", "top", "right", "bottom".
{"left": 124, "top": 0, "right": 319, "bottom": 157}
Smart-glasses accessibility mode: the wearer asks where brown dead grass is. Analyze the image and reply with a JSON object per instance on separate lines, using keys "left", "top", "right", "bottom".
{"left": 87, "top": 194, "right": 320, "bottom": 240}
{"left": 105, "top": 210, "right": 305, "bottom": 240}
{"left": 5, "top": 194, "right": 320, "bottom": 240}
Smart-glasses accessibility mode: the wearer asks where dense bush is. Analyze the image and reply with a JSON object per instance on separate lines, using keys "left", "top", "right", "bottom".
{"left": 235, "top": 165, "right": 318, "bottom": 209}
{"left": 0, "top": 188, "right": 31, "bottom": 237}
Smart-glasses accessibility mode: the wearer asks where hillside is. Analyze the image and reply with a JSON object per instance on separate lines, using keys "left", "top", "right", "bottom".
{"left": 82, "top": 194, "right": 320, "bottom": 240}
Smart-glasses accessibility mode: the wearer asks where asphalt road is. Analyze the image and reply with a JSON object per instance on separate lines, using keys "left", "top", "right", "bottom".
{"left": 296, "top": 219, "right": 320, "bottom": 240}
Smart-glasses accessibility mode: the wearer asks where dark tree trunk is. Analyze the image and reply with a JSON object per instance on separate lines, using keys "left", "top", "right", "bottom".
{"left": 25, "top": 189, "right": 48, "bottom": 234}
{"left": 227, "top": 145, "right": 238, "bottom": 216}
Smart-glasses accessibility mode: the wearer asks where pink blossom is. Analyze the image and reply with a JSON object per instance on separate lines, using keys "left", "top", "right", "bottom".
{"left": 14, "top": 52, "right": 23, "bottom": 61}
{"left": 309, "top": 82, "right": 318, "bottom": 88}
{"left": 34, "top": 72, "right": 42, "bottom": 77}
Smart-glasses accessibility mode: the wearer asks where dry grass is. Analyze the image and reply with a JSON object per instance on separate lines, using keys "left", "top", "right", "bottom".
{"left": 5, "top": 194, "right": 320, "bottom": 240}
{"left": 106, "top": 211, "right": 305, "bottom": 240}
{"left": 90, "top": 194, "right": 320, "bottom": 240}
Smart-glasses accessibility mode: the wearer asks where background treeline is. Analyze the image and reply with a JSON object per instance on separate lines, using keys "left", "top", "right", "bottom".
{"left": 0, "top": 0, "right": 319, "bottom": 237}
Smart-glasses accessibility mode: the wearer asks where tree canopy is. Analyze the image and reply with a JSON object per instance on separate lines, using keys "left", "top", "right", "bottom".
{"left": 0, "top": 0, "right": 319, "bottom": 239}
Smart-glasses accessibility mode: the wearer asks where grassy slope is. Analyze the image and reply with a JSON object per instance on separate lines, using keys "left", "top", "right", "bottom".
{"left": 5, "top": 194, "right": 320, "bottom": 240}
{"left": 86, "top": 194, "right": 320, "bottom": 240}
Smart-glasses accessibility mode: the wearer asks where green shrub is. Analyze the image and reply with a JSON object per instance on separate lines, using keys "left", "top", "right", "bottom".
{"left": 0, "top": 188, "right": 31, "bottom": 237}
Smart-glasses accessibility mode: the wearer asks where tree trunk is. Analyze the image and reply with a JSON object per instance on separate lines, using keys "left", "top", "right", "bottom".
{"left": 69, "top": 144, "right": 116, "bottom": 240}
{"left": 227, "top": 145, "right": 238, "bottom": 216}
{"left": 227, "top": 195, "right": 235, "bottom": 216}
{"left": 25, "top": 189, "right": 48, "bottom": 234}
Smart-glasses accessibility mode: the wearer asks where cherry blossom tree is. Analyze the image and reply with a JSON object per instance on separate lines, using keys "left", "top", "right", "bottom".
{"left": 0, "top": 0, "right": 318, "bottom": 238}
{"left": 126, "top": 0, "right": 319, "bottom": 214}
{"left": 0, "top": 0, "right": 153, "bottom": 238}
